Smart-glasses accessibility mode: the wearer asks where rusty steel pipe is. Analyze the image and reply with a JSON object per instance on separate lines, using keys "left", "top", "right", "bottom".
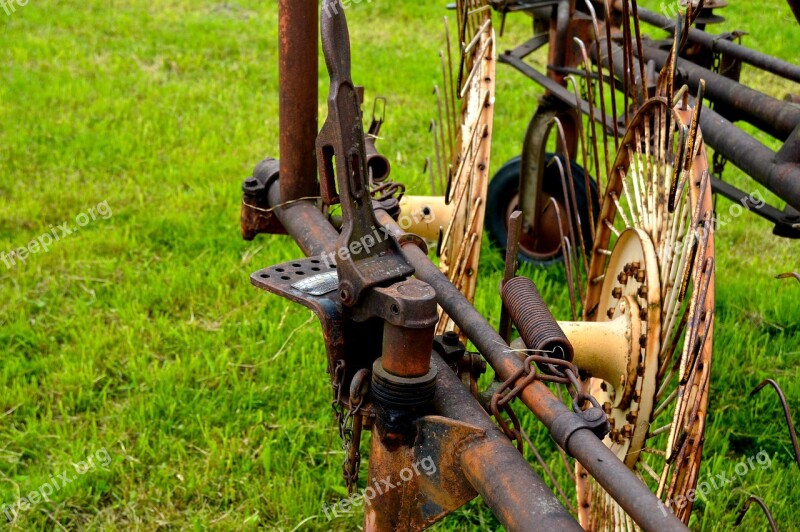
{"left": 635, "top": 5, "right": 800, "bottom": 84}
{"left": 262, "top": 185, "right": 686, "bottom": 530}
{"left": 699, "top": 106, "right": 800, "bottom": 212}
{"left": 375, "top": 211, "right": 689, "bottom": 532}
{"left": 267, "top": 180, "right": 338, "bottom": 257}
{"left": 279, "top": 0, "right": 320, "bottom": 202}
{"left": 430, "top": 354, "right": 582, "bottom": 531}
{"left": 642, "top": 45, "right": 800, "bottom": 140}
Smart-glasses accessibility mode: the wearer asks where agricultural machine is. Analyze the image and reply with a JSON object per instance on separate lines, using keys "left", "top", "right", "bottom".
{"left": 239, "top": 0, "right": 798, "bottom": 529}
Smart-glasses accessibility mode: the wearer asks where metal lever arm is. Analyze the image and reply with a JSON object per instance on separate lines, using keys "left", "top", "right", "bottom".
{"left": 316, "top": 0, "right": 413, "bottom": 306}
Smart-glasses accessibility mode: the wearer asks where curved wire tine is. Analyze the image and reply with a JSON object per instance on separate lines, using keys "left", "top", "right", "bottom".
{"left": 573, "top": 38, "right": 608, "bottom": 188}
{"left": 549, "top": 197, "right": 577, "bottom": 320}
{"left": 733, "top": 496, "right": 779, "bottom": 531}
{"left": 581, "top": 0, "right": 615, "bottom": 161}
{"left": 433, "top": 85, "right": 448, "bottom": 170}
{"left": 776, "top": 272, "right": 800, "bottom": 283}
{"left": 566, "top": 75, "right": 596, "bottom": 237}
{"left": 602, "top": 0, "right": 621, "bottom": 147}
{"left": 423, "top": 157, "right": 436, "bottom": 195}
{"left": 550, "top": 124, "right": 590, "bottom": 278}
{"left": 751, "top": 379, "right": 800, "bottom": 471}
{"left": 518, "top": 428, "right": 578, "bottom": 515}
{"left": 440, "top": 51, "right": 454, "bottom": 154}
{"left": 683, "top": 80, "right": 706, "bottom": 174}
{"left": 429, "top": 118, "right": 445, "bottom": 194}
{"left": 630, "top": 0, "right": 648, "bottom": 104}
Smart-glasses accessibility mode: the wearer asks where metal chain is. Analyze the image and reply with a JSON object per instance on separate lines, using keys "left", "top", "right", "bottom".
{"left": 490, "top": 354, "right": 600, "bottom": 446}
{"left": 331, "top": 360, "right": 370, "bottom": 494}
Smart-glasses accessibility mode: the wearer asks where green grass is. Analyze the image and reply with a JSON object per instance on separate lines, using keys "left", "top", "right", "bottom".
{"left": 0, "top": 0, "right": 798, "bottom": 530}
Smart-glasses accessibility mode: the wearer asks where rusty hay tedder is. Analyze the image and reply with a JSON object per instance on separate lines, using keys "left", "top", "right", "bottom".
{"left": 239, "top": 0, "right": 799, "bottom": 530}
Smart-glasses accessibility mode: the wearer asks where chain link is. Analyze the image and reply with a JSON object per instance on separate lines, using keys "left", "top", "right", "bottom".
{"left": 331, "top": 360, "right": 370, "bottom": 494}
{"left": 490, "top": 354, "right": 599, "bottom": 446}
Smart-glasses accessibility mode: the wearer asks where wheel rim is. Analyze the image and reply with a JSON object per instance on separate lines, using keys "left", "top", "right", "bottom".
{"left": 576, "top": 96, "right": 716, "bottom": 529}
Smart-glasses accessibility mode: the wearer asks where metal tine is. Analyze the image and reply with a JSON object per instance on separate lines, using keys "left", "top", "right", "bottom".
{"left": 429, "top": 118, "right": 445, "bottom": 195}
{"left": 751, "top": 379, "right": 800, "bottom": 472}
{"left": 684, "top": 80, "right": 706, "bottom": 174}
{"left": 434, "top": 85, "right": 449, "bottom": 171}
{"left": 776, "top": 272, "right": 800, "bottom": 283}
{"left": 444, "top": 17, "right": 458, "bottom": 142}
{"left": 582, "top": 1, "right": 613, "bottom": 172}
{"left": 631, "top": 0, "right": 648, "bottom": 105}
{"left": 566, "top": 75, "right": 597, "bottom": 237}
{"left": 603, "top": 0, "right": 621, "bottom": 148}
{"left": 621, "top": 0, "right": 633, "bottom": 123}
{"left": 456, "top": 0, "right": 469, "bottom": 94}
{"left": 668, "top": 124, "right": 688, "bottom": 213}
{"left": 423, "top": 157, "right": 437, "bottom": 196}
{"left": 550, "top": 198, "right": 578, "bottom": 320}
{"left": 440, "top": 52, "right": 454, "bottom": 155}
{"left": 574, "top": 37, "right": 608, "bottom": 189}
{"left": 733, "top": 496, "right": 779, "bottom": 531}
{"left": 499, "top": 211, "right": 523, "bottom": 343}
{"left": 551, "top": 162, "right": 585, "bottom": 307}
{"left": 460, "top": 27, "right": 493, "bottom": 99}
{"left": 551, "top": 119, "right": 590, "bottom": 277}
{"left": 518, "top": 428, "right": 578, "bottom": 514}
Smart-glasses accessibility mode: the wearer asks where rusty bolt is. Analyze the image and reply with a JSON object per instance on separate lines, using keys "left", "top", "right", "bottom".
{"left": 631, "top": 261, "right": 641, "bottom": 271}
{"left": 640, "top": 309, "right": 648, "bottom": 320}
{"left": 637, "top": 285, "right": 648, "bottom": 298}
{"left": 612, "top": 287, "right": 623, "bottom": 299}
{"left": 634, "top": 390, "right": 641, "bottom": 403}
{"left": 607, "top": 307, "right": 616, "bottom": 319}
{"left": 622, "top": 424, "right": 634, "bottom": 438}
{"left": 602, "top": 401, "right": 612, "bottom": 414}
{"left": 626, "top": 411, "right": 637, "bottom": 423}
{"left": 443, "top": 330, "right": 460, "bottom": 346}
{"left": 636, "top": 270, "right": 646, "bottom": 283}
{"left": 617, "top": 272, "right": 629, "bottom": 284}
{"left": 600, "top": 382, "right": 608, "bottom": 392}
{"left": 639, "top": 334, "right": 647, "bottom": 348}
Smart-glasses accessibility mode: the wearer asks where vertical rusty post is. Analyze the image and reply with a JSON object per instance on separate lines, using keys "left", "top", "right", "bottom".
{"left": 279, "top": 0, "right": 319, "bottom": 202}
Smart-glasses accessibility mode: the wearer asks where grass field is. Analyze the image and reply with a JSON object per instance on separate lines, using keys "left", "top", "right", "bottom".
{"left": 1, "top": 0, "right": 798, "bottom": 530}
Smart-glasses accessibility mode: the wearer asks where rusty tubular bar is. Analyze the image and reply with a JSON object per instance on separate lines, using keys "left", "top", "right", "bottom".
{"left": 267, "top": 180, "right": 338, "bottom": 257}
{"left": 265, "top": 196, "right": 580, "bottom": 529}
{"left": 374, "top": 212, "right": 689, "bottom": 532}
{"left": 279, "top": 0, "right": 320, "bottom": 202}
{"left": 430, "top": 354, "right": 582, "bottom": 531}
{"left": 698, "top": 106, "right": 800, "bottom": 212}
{"left": 262, "top": 180, "right": 686, "bottom": 530}
{"left": 635, "top": 5, "right": 800, "bottom": 84}
{"left": 642, "top": 45, "right": 800, "bottom": 140}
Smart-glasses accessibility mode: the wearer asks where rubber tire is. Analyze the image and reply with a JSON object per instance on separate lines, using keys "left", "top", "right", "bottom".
{"left": 486, "top": 154, "right": 600, "bottom": 266}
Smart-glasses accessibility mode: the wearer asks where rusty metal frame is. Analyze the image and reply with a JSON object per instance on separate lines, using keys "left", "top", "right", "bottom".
{"left": 241, "top": 2, "right": 701, "bottom": 530}
{"left": 497, "top": 0, "right": 800, "bottom": 238}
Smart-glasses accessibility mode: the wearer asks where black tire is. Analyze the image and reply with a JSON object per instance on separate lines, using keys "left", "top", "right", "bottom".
{"left": 485, "top": 154, "right": 600, "bottom": 266}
